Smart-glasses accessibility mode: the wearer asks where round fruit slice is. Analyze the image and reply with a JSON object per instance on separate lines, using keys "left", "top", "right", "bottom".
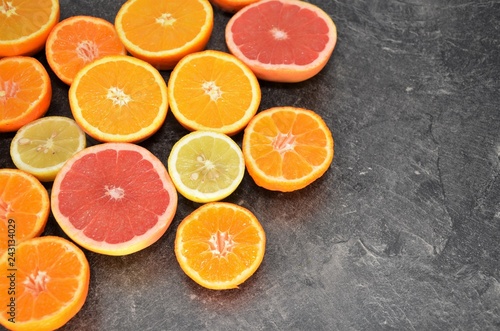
{"left": 10, "top": 116, "right": 86, "bottom": 182}
{"left": 168, "top": 50, "right": 261, "bottom": 136}
{"left": 46, "top": 15, "right": 127, "bottom": 85}
{"left": 0, "top": 0, "right": 60, "bottom": 57}
{"left": 167, "top": 131, "right": 245, "bottom": 203}
{"left": 0, "top": 56, "right": 52, "bottom": 132}
{"left": 209, "top": 0, "right": 260, "bottom": 13}
{"left": 242, "top": 106, "right": 334, "bottom": 192}
{"left": 115, "top": 0, "right": 213, "bottom": 70}
{"left": 175, "top": 202, "right": 266, "bottom": 290}
{"left": 69, "top": 55, "right": 168, "bottom": 143}
{"left": 0, "top": 236, "right": 90, "bottom": 331}
{"left": 225, "top": 0, "right": 337, "bottom": 82}
{"left": 0, "top": 169, "right": 50, "bottom": 256}
{"left": 51, "top": 143, "right": 178, "bottom": 256}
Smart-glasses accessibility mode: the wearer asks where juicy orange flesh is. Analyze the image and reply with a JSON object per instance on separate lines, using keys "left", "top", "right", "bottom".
{"left": 0, "top": 172, "right": 47, "bottom": 254}
{"left": 248, "top": 111, "right": 329, "bottom": 179}
{"left": 74, "top": 59, "right": 164, "bottom": 134}
{"left": 179, "top": 206, "right": 262, "bottom": 283}
{"left": 173, "top": 55, "right": 255, "bottom": 128}
{"left": 0, "top": 59, "right": 45, "bottom": 120}
{"left": 57, "top": 149, "right": 171, "bottom": 244}
{"left": 48, "top": 18, "right": 125, "bottom": 80}
{"left": 0, "top": 0, "right": 54, "bottom": 41}
{"left": 229, "top": 0, "right": 330, "bottom": 65}
{"left": 0, "top": 239, "right": 86, "bottom": 322}
{"left": 120, "top": 0, "right": 208, "bottom": 52}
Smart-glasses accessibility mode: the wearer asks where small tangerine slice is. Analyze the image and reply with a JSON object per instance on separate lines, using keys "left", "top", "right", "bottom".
{"left": 209, "top": 0, "right": 260, "bottom": 13}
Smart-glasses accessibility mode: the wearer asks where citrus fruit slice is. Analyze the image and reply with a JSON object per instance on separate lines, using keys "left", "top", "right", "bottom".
{"left": 167, "top": 131, "right": 245, "bottom": 203}
{"left": 0, "top": 0, "right": 60, "bottom": 57}
{"left": 0, "top": 169, "right": 50, "bottom": 256}
{"left": 115, "top": 0, "right": 213, "bottom": 70}
{"left": 242, "top": 106, "right": 334, "bottom": 192}
{"left": 225, "top": 0, "right": 337, "bottom": 82}
{"left": 10, "top": 116, "right": 87, "bottom": 182}
{"left": 0, "top": 56, "right": 51, "bottom": 132}
{"left": 51, "top": 143, "right": 178, "bottom": 256}
{"left": 0, "top": 236, "right": 90, "bottom": 331}
{"left": 46, "top": 15, "right": 127, "bottom": 85}
{"left": 209, "top": 0, "right": 260, "bottom": 13}
{"left": 168, "top": 50, "right": 261, "bottom": 136}
{"left": 175, "top": 202, "right": 266, "bottom": 290}
{"left": 69, "top": 55, "right": 168, "bottom": 143}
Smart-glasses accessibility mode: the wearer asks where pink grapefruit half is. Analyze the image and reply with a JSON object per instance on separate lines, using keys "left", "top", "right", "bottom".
{"left": 51, "top": 143, "right": 178, "bottom": 256}
{"left": 225, "top": 0, "right": 337, "bottom": 83}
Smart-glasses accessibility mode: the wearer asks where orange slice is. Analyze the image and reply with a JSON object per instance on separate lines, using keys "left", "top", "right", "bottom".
{"left": 46, "top": 15, "right": 127, "bottom": 85}
{"left": 0, "top": 169, "right": 50, "bottom": 256}
{"left": 242, "top": 106, "right": 334, "bottom": 192}
{"left": 51, "top": 143, "right": 178, "bottom": 256}
{"left": 68, "top": 55, "right": 168, "bottom": 143}
{"left": 175, "top": 202, "right": 266, "bottom": 290}
{"left": 0, "top": 0, "right": 60, "bottom": 57}
{"left": 0, "top": 56, "right": 52, "bottom": 132}
{"left": 226, "top": 0, "right": 337, "bottom": 82}
{"left": 209, "top": 0, "right": 260, "bottom": 13}
{"left": 115, "top": 0, "right": 214, "bottom": 70}
{"left": 168, "top": 50, "right": 261, "bottom": 135}
{"left": 0, "top": 236, "right": 90, "bottom": 331}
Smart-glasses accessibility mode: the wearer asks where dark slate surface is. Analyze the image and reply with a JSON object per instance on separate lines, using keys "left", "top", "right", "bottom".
{"left": 1, "top": 0, "right": 500, "bottom": 330}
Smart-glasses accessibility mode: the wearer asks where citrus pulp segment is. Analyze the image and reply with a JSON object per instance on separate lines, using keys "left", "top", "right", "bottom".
{"left": 242, "top": 106, "right": 334, "bottom": 192}
{"left": 46, "top": 15, "right": 127, "bottom": 85}
{"left": 51, "top": 143, "right": 178, "bottom": 256}
{"left": 167, "top": 131, "right": 245, "bottom": 203}
{"left": 175, "top": 202, "right": 266, "bottom": 290}
{"left": 225, "top": 0, "right": 337, "bottom": 82}
{"left": 0, "top": 56, "right": 52, "bottom": 132}
{"left": 0, "top": 236, "right": 90, "bottom": 331}
{"left": 10, "top": 116, "right": 86, "bottom": 182}
{"left": 168, "top": 50, "right": 261, "bottom": 136}
{"left": 115, "top": 0, "right": 214, "bottom": 70}
{"left": 0, "top": 0, "right": 60, "bottom": 57}
{"left": 68, "top": 55, "right": 168, "bottom": 143}
{"left": 0, "top": 169, "right": 50, "bottom": 256}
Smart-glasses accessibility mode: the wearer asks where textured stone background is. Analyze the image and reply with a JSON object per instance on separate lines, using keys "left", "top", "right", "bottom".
{"left": 1, "top": 0, "right": 499, "bottom": 330}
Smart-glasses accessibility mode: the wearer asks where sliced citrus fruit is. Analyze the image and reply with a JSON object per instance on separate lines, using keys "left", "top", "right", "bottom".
{"left": 0, "top": 56, "right": 51, "bottom": 132}
{"left": 10, "top": 116, "right": 86, "bottom": 182}
{"left": 242, "top": 106, "right": 334, "bottom": 192}
{"left": 51, "top": 143, "right": 178, "bottom": 256}
{"left": 226, "top": 0, "right": 337, "bottom": 82}
{"left": 46, "top": 15, "right": 127, "bottom": 85}
{"left": 168, "top": 50, "right": 261, "bottom": 136}
{"left": 68, "top": 55, "right": 168, "bottom": 143}
{"left": 209, "top": 0, "right": 260, "bottom": 13}
{"left": 0, "top": 236, "right": 90, "bottom": 331}
{"left": 175, "top": 202, "right": 266, "bottom": 290}
{"left": 0, "top": 169, "right": 50, "bottom": 256}
{"left": 167, "top": 131, "right": 245, "bottom": 203}
{"left": 115, "top": 0, "right": 214, "bottom": 70}
{"left": 0, "top": 0, "right": 60, "bottom": 57}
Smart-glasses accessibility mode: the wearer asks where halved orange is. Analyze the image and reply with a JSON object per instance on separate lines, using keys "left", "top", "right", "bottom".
{"left": 0, "top": 0, "right": 60, "bottom": 57}
{"left": 242, "top": 106, "right": 334, "bottom": 192}
{"left": 175, "top": 202, "right": 266, "bottom": 290}
{"left": 0, "top": 236, "right": 90, "bottom": 331}
{"left": 0, "top": 169, "right": 50, "bottom": 256}
{"left": 0, "top": 56, "right": 52, "bottom": 132}
{"left": 68, "top": 55, "right": 168, "bottom": 143}
{"left": 115, "top": 0, "right": 214, "bottom": 70}
{"left": 46, "top": 15, "right": 126, "bottom": 85}
{"left": 168, "top": 50, "right": 261, "bottom": 136}
{"left": 226, "top": 0, "right": 337, "bottom": 82}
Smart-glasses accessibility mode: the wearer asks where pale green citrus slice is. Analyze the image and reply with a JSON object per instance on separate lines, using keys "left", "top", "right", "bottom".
{"left": 10, "top": 116, "right": 86, "bottom": 182}
{"left": 167, "top": 131, "right": 245, "bottom": 203}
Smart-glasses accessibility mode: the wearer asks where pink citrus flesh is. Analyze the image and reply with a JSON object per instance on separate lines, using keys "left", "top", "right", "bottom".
{"left": 225, "top": 0, "right": 337, "bottom": 83}
{"left": 51, "top": 143, "right": 178, "bottom": 256}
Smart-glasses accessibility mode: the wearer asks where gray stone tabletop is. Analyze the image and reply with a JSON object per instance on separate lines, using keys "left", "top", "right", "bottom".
{"left": 1, "top": 0, "right": 499, "bottom": 330}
